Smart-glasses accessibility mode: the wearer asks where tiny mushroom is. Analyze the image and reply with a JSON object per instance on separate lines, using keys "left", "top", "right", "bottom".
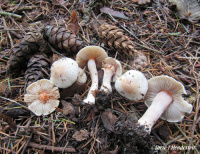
{"left": 60, "top": 67, "right": 87, "bottom": 98}
{"left": 24, "top": 79, "right": 60, "bottom": 116}
{"left": 50, "top": 57, "right": 79, "bottom": 88}
{"left": 115, "top": 70, "right": 148, "bottom": 101}
{"left": 76, "top": 67, "right": 87, "bottom": 85}
{"left": 76, "top": 46, "right": 108, "bottom": 104}
{"left": 100, "top": 57, "right": 122, "bottom": 93}
{"left": 138, "top": 75, "right": 193, "bottom": 133}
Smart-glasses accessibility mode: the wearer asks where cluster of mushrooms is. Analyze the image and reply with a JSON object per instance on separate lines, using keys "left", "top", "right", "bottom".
{"left": 24, "top": 45, "right": 193, "bottom": 133}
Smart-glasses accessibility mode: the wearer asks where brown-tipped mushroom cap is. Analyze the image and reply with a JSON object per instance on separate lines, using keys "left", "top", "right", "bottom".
{"left": 115, "top": 70, "right": 148, "bottom": 101}
{"left": 76, "top": 46, "right": 108, "bottom": 68}
{"left": 144, "top": 75, "right": 193, "bottom": 122}
{"left": 50, "top": 58, "right": 79, "bottom": 88}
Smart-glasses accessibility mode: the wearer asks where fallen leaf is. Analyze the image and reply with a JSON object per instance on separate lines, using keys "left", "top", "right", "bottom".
{"left": 101, "top": 110, "right": 117, "bottom": 132}
{"left": 0, "top": 81, "right": 8, "bottom": 93}
{"left": 57, "top": 0, "right": 65, "bottom": 5}
{"left": 132, "top": 0, "right": 151, "bottom": 5}
{"left": 0, "top": 112, "right": 17, "bottom": 131}
{"left": 52, "top": 0, "right": 66, "bottom": 5}
{"left": 67, "top": 10, "right": 79, "bottom": 35}
{"left": 100, "top": 7, "right": 129, "bottom": 20}
{"left": 169, "top": 0, "right": 200, "bottom": 23}
{"left": 72, "top": 130, "right": 89, "bottom": 141}
{"left": 61, "top": 100, "right": 75, "bottom": 115}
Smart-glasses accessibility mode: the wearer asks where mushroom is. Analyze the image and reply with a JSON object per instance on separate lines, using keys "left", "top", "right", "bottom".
{"left": 60, "top": 67, "right": 87, "bottom": 98}
{"left": 24, "top": 79, "right": 60, "bottom": 116}
{"left": 76, "top": 67, "right": 87, "bottom": 85}
{"left": 138, "top": 75, "right": 193, "bottom": 133}
{"left": 115, "top": 70, "right": 148, "bottom": 101}
{"left": 100, "top": 57, "right": 122, "bottom": 93}
{"left": 76, "top": 46, "right": 108, "bottom": 104}
{"left": 50, "top": 57, "right": 79, "bottom": 88}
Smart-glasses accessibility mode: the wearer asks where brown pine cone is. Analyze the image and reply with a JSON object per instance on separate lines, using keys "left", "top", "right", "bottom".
{"left": 98, "top": 24, "right": 148, "bottom": 70}
{"left": 98, "top": 24, "right": 136, "bottom": 56}
{"left": 7, "top": 31, "right": 45, "bottom": 74}
{"left": 43, "top": 25, "right": 85, "bottom": 54}
{"left": 24, "top": 53, "right": 50, "bottom": 88}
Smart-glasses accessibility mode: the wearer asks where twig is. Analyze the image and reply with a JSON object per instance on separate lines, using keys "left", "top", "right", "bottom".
{"left": 33, "top": 131, "right": 53, "bottom": 142}
{"left": 0, "top": 96, "right": 28, "bottom": 110}
{"left": 165, "top": 135, "right": 183, "bottom": 146}
{"left": 118, "top": 24, "right": 163, "bottom": 54}
{"left": 106, "top": 13, "right": 163, "bottom": 54}
{"left": 0, "top": 11, "right": 22, "bottom": 18}
{"left": 88, "top": 116, "right": 100, "bottom": 154}
{"left": 16, "top": 141, "right": 26, "bottom": 154}
{"left": 0, "top": 147, "right": 16, "bottom": 154}
{"left": 26, "top": 142, "right": 76, "bottom": 152}
{"left": 56, "top": 0, "right": 71, "bottom": 14}
{"left": 12, "top": 0, "right": 23, "bottom": 13}
{"left": 9, "top": 136, "right": 25, "bottom": 153}
{"left": 57, "top": 131, "right": 68, "bottom": 143}
{"left": 2, "top": 17, "right": 14, "bottom": 48}
{"left": 174, "top": 123, "right": 199, "bottom": 154}
{"left": 152, "top": 131, "right": 166, "bottom": 147}
{"left": 188, "top": 70, "right": 200, "bottom": 154}
{"left": 21, "top": 135, "right": 32, "bottom": 154}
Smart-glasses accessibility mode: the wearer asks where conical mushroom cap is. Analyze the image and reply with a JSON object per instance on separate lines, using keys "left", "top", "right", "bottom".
{"left": 144, "top": 75, "right": 193, "bottom": 122}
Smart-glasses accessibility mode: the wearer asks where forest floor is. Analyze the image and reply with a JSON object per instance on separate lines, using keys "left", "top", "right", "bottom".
{"left": 0, "top": 0, "right": 200, "bottom": 154}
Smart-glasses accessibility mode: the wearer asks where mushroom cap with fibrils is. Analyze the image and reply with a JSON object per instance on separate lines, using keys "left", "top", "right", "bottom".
{"left": 76, "top": 46, "right": 108, "bottom": 68}
{"left": 102, "top": 57, "right": 122, "bottom": 82}
{"left": 24, "top": 79, "right": 60, "bottom": 116}
{"left": 115, "top": 70, "right": 148, "bottom": 101}
{"left": 144, "top": 75, "right": 193, "bottom": 122}
{"left": 50, "top": 58, "right": 79, "bottom": 88}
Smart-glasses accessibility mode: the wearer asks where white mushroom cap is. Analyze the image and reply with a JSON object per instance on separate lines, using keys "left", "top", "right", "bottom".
{"left": 24, "top": 79, "right": 60, "bottom": 116}
{"left": 77, "top": 67, "right": 87, "bottom": 85}
{"left": 50, "top": 57, "right": 79, "bottom": 88}
{"left": 144, "top": 75, "right": 193, "bottom": 122}
{"left": 115, "top": 70, "right": 148, "bottom": 101}
{"left": 76, "top": 46, "right": 108, "bottom": 69}
{"left": 102, "top": 57, "right": 122, "bottom": 82}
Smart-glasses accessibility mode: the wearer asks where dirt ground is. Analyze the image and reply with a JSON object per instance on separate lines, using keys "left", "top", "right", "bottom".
{"left": 0, "top": 0, "right": 200, "bottom": 154}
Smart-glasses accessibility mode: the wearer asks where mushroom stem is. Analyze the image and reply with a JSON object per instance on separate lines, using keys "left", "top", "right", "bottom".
{"left": 83, "top": 59, "right": 98, "bottom": 104}
{"left": 138, "top": 90, "right": 173, "bottom": 133}
{"left": 100, "top": 65, "right": 115, "bottom": 93}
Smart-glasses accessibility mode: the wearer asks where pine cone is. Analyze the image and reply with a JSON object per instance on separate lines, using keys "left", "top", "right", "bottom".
{"left": 130, "top": 52, "right": 148, "bottom": 71}
{"left": 7, "top": 31, "right": 45, "bottom": 74}
{"left": 98, "top": 24, "right": 148, "bottom": 70}
{"left": 43, "top": 25, "right": 85, "bottom": 54}
{"left": 98, "top": 24, "right": 136, "bottom": 56}
{"left": 24, "top": 53, "right": 50, "bottom": 88}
